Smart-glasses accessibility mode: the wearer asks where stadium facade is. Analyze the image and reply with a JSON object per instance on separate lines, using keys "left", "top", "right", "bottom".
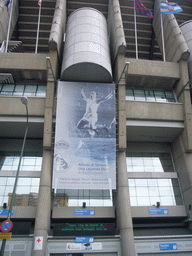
{"left": 0, "top": 0, "right": 192, "bottom": 255}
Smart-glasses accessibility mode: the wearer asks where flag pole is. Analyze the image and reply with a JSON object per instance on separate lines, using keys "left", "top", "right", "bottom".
{"left": 160, "top": 13, "right": 166, "bottom": 62}
{"left": 134, "top": 0, "right": 138, "bottom": 59}
{"left": 35, "top": 1, "right": 42, "bottom": 54}
{"left": 5, "top": 0, "right": 14, "bottom": 53}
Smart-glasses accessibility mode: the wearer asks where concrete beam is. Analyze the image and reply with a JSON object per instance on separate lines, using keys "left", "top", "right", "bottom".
{"left": 125, "top": 58, "right": 180, "bottom": 79}
{"left": 126, "top": 101, "right": 184, "bottom": 121}
{"left": 0, "top": 53, "right": 47, "bottom": 70}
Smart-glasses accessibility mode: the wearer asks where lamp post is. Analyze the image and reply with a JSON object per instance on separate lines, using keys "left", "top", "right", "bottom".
{"left": 0, "top": 96, "right": 28, "bottom": 256}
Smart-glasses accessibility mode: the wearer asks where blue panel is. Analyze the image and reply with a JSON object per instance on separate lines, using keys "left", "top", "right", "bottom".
{"left": 75, "top": 237, "right": 94, "bottom": 243}
{"left": 159, "top": 243, "right": 177, "bottom": 250}
{"left": 74, "top": 209, "right": 95, "bottom": 216}
{"left": 0, "top": 209, "right": 14, "bottom": 215}
{"left": 149, "top": 208, "right": 168, "bottom": 215}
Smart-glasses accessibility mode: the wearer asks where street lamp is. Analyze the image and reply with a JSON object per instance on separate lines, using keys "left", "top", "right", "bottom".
{"left": 0, "top": 96, "right": 29, "bottom": 256}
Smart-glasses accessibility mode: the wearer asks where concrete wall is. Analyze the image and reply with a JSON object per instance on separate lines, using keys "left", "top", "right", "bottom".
{"left": 126, "top": 101, "right": 183, "bottom": 121}
{"left": 0, "top": 97, "right": 45, "bottom": 116}
{"left": 0, "top": 53, "right": 47, "bottom": 70}
{"left": 52, "top": 207, "right": 115, "bottom": 218}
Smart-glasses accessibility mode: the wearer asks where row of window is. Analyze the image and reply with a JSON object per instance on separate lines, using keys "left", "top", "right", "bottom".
{"left": 1, "top": 153, "right": 173, "bottom": 173}
{"left": 128, "top": 178, "right": 182, "bottom": 206}
{"left": 126, "top": 153, "right": 174, "bottom": 172}
{"left": 0, "top": 177, "right": 40, "bottom": 207}
{"left": 0, "top": 84, "right": 47, "bottom": 97}
{"left": 0, "top": 153, "right": 42, "bottom": 171}
{"left": 126, "top": 89, "right": 176, "bottom": 102}
{"left": 0, "top": 85, "right": 176, "bottom": 103}
{"left": 0, "top": 156, "right": 42, "bottom": 171}
{"left": 54, "top": 189, "right": 113, "bottom": 207}
{"left": 0, "top": 178, "right": 181, "bottom": 207}
{"left": 0, "top": 150, "right": 183, "bottom": 207}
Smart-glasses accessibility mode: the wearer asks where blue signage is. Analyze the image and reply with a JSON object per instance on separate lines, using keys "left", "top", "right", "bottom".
{"left": 75, "top": 236, "right": 94, "bottom": 243}
{"left": 149, "top": 208, "right": 168, "bottom": 215}
{"left": 74, "top": 209, "right": 95, "bottom": 216}
{"left": 0, "top": 209, "right": 14, "bottom": 215}
{"left": 159, "top": 243, "right": 177, "bottom": 251}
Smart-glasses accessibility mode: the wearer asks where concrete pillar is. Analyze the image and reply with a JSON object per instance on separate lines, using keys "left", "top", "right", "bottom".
{"left": 172, "top": 59, "right": 192, "bottom": 231}
{"left": 175, "top": 60, "right": 192, "bottom": 152}
{"left": 32, "top": 51, "right": 58, "bottom": 256}
{"left": 116, "top": 151, "right": 135, "bottom": 256}
{"left": 114, "top": 53, "right": 135, "bottom": 255}
{"left": 32, "top": 150, "right": 52, "bottom": 256}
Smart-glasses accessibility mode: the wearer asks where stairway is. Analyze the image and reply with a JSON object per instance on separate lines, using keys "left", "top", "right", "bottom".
{"left": 11, "top": 0, "right": 192, "bottom": 57}
{"left": 12, "top": 0, "right": 56, "bottom": 53}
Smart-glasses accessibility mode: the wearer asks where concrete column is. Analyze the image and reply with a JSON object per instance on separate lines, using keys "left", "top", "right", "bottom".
{"left": 175, "top": 60, "right": 192, "bottom": 152}
{"left": 113, "top": 53, "right": 135, "bottom": 255}
{"left": 32, "top": 150, "right": 52, "bottom": 256}
{"left": 116, "top": 151, "right": 135, "bottom": 256}
{"left": 172, "top": 59, "right": 192, "bottom": 231}
{"left": 32, "top": 51, "right": 58, "bottom": 256}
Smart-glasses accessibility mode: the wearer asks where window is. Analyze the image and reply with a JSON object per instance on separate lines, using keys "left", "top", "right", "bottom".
{"left": 126, "top": 89, "right": 176, "bottom": 102}
{"left": 126, "top": 149, "right": 183, "bottom": 207}
{"left": 54, "top": 189, "right": 113, "bottom": 207}
{"left": 128, "top": 178, "right": 182, "bottom": 206}
{"left": 0, "top": 177, "right": 40, "bottom": 206}
{"left": 0, "top": 83, "right": 47, "bottom": 97}
{"left": 0, "top": 151, "right": 42, "bottom": 207}
{"left": 126, "top": 153, "right": 174, "bottom": 173}
{"left": 0, "top": 152, "right": 42, "bottom": 172}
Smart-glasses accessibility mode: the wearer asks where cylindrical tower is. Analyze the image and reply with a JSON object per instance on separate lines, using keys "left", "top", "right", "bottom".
{"left": 60, "top": 7, "right": 112, "bottom": 83}
{"left": 180, "top": 20, "right": 192, "bottom": 81}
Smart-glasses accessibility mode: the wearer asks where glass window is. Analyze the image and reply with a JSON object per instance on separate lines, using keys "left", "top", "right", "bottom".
{"left": 36, "top": 85, "right": 47, "bottom": 97}
{"left": 128, "top": 178, "right": 181, "bottom": 206}
{"left": 0, "top": 152, "right": 42, "bottom": 172}
{"left": 53, "top": 189, "right": 113, "bottom": 207}
{"left": 126, "top": 89, "right": 176, "bottom": 103}
{"left": 0, "top": 83, "right": 47, "bottom": 97}
{"left": 2, "top": 84, "right": 15, "bottom": 91}
{"left": 127, "top": 150, "right": 183, "bottom": 207}
{"left": 154, "top": 90, "right": 166, "bottom": 102}
{"left": 13, "top": 85, "right": 24, "bottom": 96}
{"left": 1, "top": 84, "right": 14, "bottom": 96}
{"left": 0, "top": 177, "right": 40, "bottom": 206}
{"left": 134, "top": 90, "right": 145, "bottom": 101}
{"left": 24, "top": 85, "right": 36, "bottom": 96}
{"left": 126, "top": 153, "right": 173, "bottom": 173}
{"left": 165, "top": 91, "right": 175, "bottom": 102}
{"left": 126, "top": 89, "right": 134, "bottom": 100}
{"left": 145, "top": 90, "right": 155, "bottom": 102}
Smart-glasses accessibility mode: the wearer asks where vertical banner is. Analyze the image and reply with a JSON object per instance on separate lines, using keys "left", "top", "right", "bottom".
{"left": 52, "top": 81, "right": 116, "bottom": 190}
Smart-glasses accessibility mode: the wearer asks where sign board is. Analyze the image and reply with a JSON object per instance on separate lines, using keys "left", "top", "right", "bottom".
{"left": 67, "top": 242, "right": 102, "bottom": 251}
{"left": 74, "top": 209, "right": 95, "bottom": 216}
{"left": 34, "top": 236, "right": 43, "bottom": 251}
{"left": 0, "top": 232, "right": 11, "bottom": 239}
{"left": 0, "top": 209, "right": 14, "bottom": 216}
{"left": 52, "top": 81, "right": 116, "bottom": 190}
{"left": 149, "top": 208, "right": 168, "bottom": 215}
{"left": 159, "top": 243, "right": 177, "bottom": 250}
{"left": 53, "top": 223, "right": 116, "bottom": 236}
{"left": 75, "top": 236, "right": 94, "bottom": 243}
{"left": 0, "top": 220, "right": 13, "bottom": 233}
